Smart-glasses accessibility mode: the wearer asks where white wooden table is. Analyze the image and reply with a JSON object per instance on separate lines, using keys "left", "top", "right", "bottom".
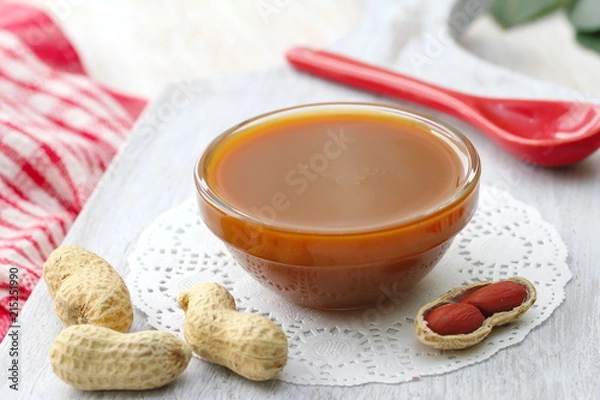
{"left": 2, "top": 1, "right": 600, "bottom": 399}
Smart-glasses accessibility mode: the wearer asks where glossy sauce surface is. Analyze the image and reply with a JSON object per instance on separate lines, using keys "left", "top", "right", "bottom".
{"left": 208, "top": 111, "right": 465, "bottom": 232}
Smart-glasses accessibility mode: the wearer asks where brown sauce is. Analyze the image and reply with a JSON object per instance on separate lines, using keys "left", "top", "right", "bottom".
{"left": 208, "top": 111, "right": 464, "bottom": 232}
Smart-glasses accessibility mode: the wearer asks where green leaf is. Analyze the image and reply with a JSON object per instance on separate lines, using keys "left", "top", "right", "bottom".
{"left": 568, "top": 0, "right": 600, "bottom": 32}
{"left": 491, "top": 0, "right": 572, "bottom": 29}
{"left": 576, "top": 31, "right": 600, "bottom": 53}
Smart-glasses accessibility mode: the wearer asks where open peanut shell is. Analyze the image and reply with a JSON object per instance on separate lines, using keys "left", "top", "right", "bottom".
{"left": 414, "top": 276, "right": 537, "bottom": 350}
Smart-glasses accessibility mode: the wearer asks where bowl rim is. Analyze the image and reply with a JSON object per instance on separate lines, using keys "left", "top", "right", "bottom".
{"left": 194, "top": 102, "right": 481, "bottom": 237}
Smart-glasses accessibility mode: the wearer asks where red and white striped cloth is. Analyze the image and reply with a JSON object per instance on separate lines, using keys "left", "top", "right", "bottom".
{"left": 0, "top": 2, "right": 147, "bottom": 340}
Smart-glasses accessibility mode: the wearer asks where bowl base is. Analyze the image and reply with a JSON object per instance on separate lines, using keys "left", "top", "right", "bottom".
{"left": 226, "top": 240, "right": 452, "bottom": 310}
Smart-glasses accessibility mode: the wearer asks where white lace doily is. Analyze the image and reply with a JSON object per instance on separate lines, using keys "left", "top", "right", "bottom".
{"left": 126, "top": 186, "right": 570, "bottom": 386}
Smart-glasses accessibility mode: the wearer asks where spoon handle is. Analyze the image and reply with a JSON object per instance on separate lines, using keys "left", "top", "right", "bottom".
{"left": 286, "top": 47, "right": 479, "bottom": 124}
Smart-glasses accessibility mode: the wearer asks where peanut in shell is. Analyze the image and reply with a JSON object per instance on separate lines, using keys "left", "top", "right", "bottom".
{"left": 414, "top": 276, "right": 537, "bottom": 350}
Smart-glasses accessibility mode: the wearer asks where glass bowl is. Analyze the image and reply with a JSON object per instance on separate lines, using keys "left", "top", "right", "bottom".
{"left": 194, "top": 103, "right": 480, "bottom": 310}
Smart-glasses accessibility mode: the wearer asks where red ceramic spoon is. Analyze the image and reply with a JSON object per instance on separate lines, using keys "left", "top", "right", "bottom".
{"left": 286, "top": 47, "right": 600, "bottom": 166}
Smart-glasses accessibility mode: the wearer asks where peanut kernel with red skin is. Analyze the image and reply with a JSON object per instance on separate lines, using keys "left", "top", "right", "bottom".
{"left": 424, "top": 303, "right": 485, "bottom": 335}
{"left": 460, "top": 280, "right": 528, "bottom": 317}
